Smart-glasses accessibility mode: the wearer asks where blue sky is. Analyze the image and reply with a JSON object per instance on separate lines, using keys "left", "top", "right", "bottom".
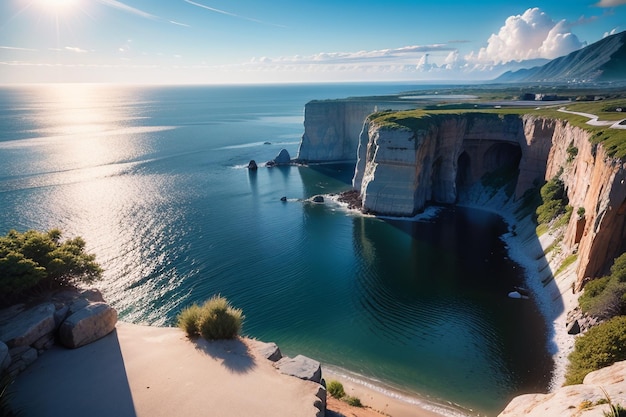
{"left": 1, "top": 0, "right": 625, "bottom": 84}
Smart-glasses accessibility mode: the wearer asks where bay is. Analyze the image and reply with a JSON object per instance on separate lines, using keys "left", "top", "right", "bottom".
{"left": 0, "top": 83, "right": 552, "bottom": 416}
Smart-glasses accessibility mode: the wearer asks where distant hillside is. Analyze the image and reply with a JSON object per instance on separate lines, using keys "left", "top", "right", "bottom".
{"left": 495, "top": 30, "right": 626, "bottom": 83}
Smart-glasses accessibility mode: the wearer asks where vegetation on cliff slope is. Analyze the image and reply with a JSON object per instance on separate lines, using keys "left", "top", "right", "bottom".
{"left": 565, "top": 315, "right": 626, "bottom": 385}
{"left": 0, "top": 229, "right": 102, "bottom": 306}
{"left": 579, "top": 253, "right": 626, "bottom": 319}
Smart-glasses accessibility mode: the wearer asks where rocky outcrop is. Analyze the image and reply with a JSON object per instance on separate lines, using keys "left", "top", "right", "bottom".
{"left": 499, "top": 360, "right": 626, "bottom": 417}
{"left": 0, "top": 289, "right": 117, "bottom": 376}
{"left": 353, "top": 113, "right": 525, "bottom": 216}
{"left": 275, "top": 355, "right": 323, "bottom": 384}
{"left": 250, "top": 341, "right": 326, "bottom": 416}
{"left": 267, "top": 148, "right": 292, "bottom": 167}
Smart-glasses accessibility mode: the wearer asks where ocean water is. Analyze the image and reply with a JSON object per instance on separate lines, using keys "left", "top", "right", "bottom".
{"left": 0, "top": 83, "right": 552, "bottom": 416}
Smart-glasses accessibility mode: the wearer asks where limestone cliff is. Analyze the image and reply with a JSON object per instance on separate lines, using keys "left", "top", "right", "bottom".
{"left": 296, "top": 100, "right": 414, "bottom": 162}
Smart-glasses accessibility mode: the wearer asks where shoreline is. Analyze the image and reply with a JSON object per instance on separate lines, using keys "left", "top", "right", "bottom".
{"left": 322, "top": 365, "right": 473, "bottom": 417}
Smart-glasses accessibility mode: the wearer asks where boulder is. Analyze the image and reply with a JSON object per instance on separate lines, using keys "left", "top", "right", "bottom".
{"left": 275, "top": 355, "right": 322, "bottom": 383}
{"left": 0, "top": 303, "right": 56, "bottom": 348}
{"left": 247, "top": 160, "right": 258, "bottom": 170}
{"left": 256, "top": 341, "right": 282, "bottom": 362}
{"left": 311, "top": 195, "right": 324, "bottom": 203}
{"left": 7, "top": 345, "right": 38, "bottom": 376}
{"left": 567, "top": 319, "right": 581, "bottom": 335}
{"left": 59, "top": 302, "right": 118, "bottom": 349}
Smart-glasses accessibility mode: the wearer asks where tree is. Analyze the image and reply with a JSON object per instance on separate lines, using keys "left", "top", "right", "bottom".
{"left": 0, "top": 229, "right": 102, "bottom": 304}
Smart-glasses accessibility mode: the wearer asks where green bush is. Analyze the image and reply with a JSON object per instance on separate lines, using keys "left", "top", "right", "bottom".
{"left": 177, "top": 303, "right": 203, "bottom": 337}
{"left": 564, "top": 316, "right": 626, "bottom": 385}
{"left": 610, "top": 254, "right": 626, "bottom": 283}
{"left": 344, "top": 396, "right": 363, "bottom": 407}
{"left": 177, "top": 295, "right": 244, "bottom": 340}
{"left": 536, "top": 177, "right": 568, "bottom": 224}
{"left": 580, "top": 253, "right": 626, "bottom": 319}
{"left": 327, "top": 380, "right": 346, "bottom": 399}
{"left": 0, "top": 229, "right": 102, "bottom": 304}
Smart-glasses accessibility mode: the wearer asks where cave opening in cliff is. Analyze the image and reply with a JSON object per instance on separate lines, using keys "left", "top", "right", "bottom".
{"left": 456, "top": 151, "right": 471, "bottom": 188}
{"left": 481, "top": 143, "right": 522, "bottom": 191}
{"left": 483, "top": 143, "right": 522, "bottom": 173}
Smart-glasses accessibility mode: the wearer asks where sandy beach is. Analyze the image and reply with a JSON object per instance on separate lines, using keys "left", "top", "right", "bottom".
{"left": 9, "top": 322, "right": 451, "bottom": 417}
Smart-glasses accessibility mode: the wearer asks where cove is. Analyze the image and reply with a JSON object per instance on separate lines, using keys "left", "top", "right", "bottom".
{"left": 238, "top": 163, "right": 553, "bottom": 416}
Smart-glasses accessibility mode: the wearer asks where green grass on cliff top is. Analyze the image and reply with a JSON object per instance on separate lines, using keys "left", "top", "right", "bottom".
{"left": 370, "top": 98, "right": 626, "bottom": 159}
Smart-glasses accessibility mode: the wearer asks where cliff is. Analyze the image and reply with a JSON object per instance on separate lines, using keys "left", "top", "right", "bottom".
{"left": 296, "top": 99, "right": 415, "bottom": 162}
{"left": 300, "top": 100, "right": 626, "bottom": 293}
{"left": 353, "top": 112, "right": 626, "bottom": 288}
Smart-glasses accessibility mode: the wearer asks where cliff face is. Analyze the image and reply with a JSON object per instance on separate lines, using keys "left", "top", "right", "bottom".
{"left": 296, "top": 100, "right": 414, "bottom": 162}
{"left": 299, "top": 102, "right": 626, "bottom": 287}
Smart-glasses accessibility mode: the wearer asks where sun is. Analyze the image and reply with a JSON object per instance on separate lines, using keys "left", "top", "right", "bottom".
{"left": 36, "top": 0, "right": 79, "bottom": 13}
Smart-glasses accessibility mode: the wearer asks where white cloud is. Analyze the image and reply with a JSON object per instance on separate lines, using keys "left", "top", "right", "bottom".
{"left": 604, "top": 28, "right": 619, "bottom": 37}
{"left": 467, "top": 8, "right": 584, "bottom": 65}
{"left": 0, "top": 46, "right": 37, "bottom": 52}
{"left": 253, "top": 44, "right": 456, "bottom": 67}
{"left": 65, "top": 46, "right": 88, "bottom": 53}
{"left": 596, "top": 0, "right": 626, "bottom": 7}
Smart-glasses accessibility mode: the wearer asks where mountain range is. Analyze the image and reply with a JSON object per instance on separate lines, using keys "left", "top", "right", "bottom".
{"left": 495, "top": 30, "right": 626, "bottom": 83}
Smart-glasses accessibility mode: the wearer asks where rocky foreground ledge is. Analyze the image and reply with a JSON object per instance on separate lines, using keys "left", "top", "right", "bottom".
{"left": 0, "top": 291, "right": 328, "bottom": 417}
{"left": 0, "top": 289, "right": 117, "bottom": 376}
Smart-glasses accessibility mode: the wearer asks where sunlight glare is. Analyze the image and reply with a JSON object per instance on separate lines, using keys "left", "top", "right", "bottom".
{"left": 36, "top": 0, "right": 78, "bottom": 13}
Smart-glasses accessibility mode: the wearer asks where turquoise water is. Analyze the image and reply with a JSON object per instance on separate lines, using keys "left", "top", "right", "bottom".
{"left": 0, "top": 83, "right": 552, "bottom": 416}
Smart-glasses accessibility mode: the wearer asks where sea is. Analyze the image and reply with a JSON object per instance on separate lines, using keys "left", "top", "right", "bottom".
{"left": 0, "top": 83, "right": 553, "bottom": 416}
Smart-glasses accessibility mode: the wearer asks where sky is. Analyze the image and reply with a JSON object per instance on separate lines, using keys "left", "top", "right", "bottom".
{"left": 0, "top": 0, "right": 625, "bottom": 84}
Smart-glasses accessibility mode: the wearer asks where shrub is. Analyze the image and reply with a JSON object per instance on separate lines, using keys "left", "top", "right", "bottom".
{"left": 580, "top": 253, "right": 626, "bottom": 319}
{"left": 610, "top": 254, "right": 626, "bottom": 283}
{"left": 177, "top": 295, "right": 244, "bottom": 340}
{"left": 0, "top": 229, "right": 102, "bottom": 304}
{"left": 564, "top": 316, "right": 626, "bottom": 385}
{"left": 177, "top": 303, "right": 202, "bottom": 337}
{"left": 536, "top": 177, "right": 568, "bottom": 224}
{"left": 344, "top": 396, "right": 363, "bottom": 407}
{"left": 327, "top": 380, "right": 346, "bottom": 399}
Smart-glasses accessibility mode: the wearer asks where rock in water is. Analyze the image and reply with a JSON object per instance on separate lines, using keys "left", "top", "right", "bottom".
{"left": 267, "top": 149, "right": 291, "bottom": 167}
{"left": 311, "top": 195, "right": 324, "bottom": 203}
{"left": 247, "top": 160, "right": 258, "bottom": 170}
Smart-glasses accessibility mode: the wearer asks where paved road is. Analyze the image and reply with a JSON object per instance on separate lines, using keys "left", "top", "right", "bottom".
{"left": 558, "top": 107, "right": 626, "bottom": 129}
